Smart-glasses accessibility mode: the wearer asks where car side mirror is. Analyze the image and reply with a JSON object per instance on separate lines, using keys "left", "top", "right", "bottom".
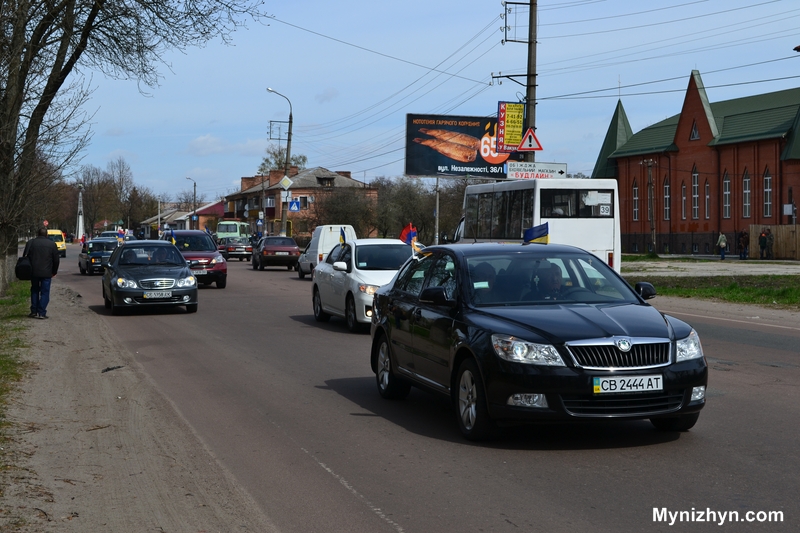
{"left": 440, "top": 232, "right": 449, "bottom": 244}
{"left": 634, "top": 281, "right": 657, "bottom": 300}
{"left": 419, "top": 286, "right": 455, "bottom": 306}
{"left": 333, "top": 261, "right": 348, "bottom": 272}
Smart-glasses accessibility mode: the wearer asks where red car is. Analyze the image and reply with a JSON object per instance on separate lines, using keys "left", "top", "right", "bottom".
{"left": 252, "top": 236, "right": 301, "bottom": 271}
{"left": 218, "top": 236, "right": 252, "bottom": 261}
{"left": 163, "top": 230, "right": 227, "bottom": 288}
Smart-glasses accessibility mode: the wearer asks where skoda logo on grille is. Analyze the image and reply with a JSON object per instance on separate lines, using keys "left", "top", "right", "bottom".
{"left": 615, "top": 338, "right": 633, "bottom": 352}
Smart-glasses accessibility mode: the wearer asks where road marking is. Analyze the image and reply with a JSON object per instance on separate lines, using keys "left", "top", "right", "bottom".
{"left": 660, "top": 310, "right": 800, "bottom": 332}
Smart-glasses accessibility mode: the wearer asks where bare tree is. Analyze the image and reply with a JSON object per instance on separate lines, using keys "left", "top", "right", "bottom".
{"left": 257, "top": 144, "right": 308, "bottom": 175}
{"left": 1, "top": 0, "right": 267, "bottom": 293}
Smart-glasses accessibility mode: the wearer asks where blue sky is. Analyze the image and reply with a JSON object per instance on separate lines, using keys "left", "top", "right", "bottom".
{"left": 78, "top": 0, "right": 800, "bottom": 202}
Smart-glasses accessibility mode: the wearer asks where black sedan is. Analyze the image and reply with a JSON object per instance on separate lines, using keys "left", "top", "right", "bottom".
{"left": 78, "top": 237, "right": 119, "bottom": 275}
{"left": 101, "top": 241, "right": 198, "bottom": 315}
{"left": 370, "top": 243, "right": 708, "bottom": 440}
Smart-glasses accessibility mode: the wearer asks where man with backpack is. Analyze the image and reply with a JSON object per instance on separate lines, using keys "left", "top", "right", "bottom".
{"left": 22, "top": 227, "right": 60, "bottom": 319}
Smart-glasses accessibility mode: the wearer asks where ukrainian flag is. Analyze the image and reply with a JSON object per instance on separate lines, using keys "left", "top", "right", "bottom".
{"left": 170, "top": 229, "right": 176, "bottom": 245}
{"left": 340, "top": 227, "right": 346, "bottom": 243}
{"left": 523, "top": 222, "right": 549, "bottom": 244}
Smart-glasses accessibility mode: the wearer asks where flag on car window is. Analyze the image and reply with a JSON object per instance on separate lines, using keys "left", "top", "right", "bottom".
{"left": 399, "top": 223, "right": 417, "bottom": 245}
{"left": 170, "top": 229, "right": 176, "bottom": 245}
{"left": 523, "top": 222, "right": 549, "bottom": 244}
{"left": 340, "top": 227, "right": 346, "bottom": 243}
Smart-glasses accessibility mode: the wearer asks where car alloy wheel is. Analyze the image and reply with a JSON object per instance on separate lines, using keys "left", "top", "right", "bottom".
{"left": 375, "top": 336, "right": 410, "bottom": 400}
{"left": 346, "top": 296, "right": 361, "bottom": 333}
{"left": 455, "top": 359, "right": 496, "bottom": 440}
{"left": 313, "top": 288, "right": 330, "bottom": 322}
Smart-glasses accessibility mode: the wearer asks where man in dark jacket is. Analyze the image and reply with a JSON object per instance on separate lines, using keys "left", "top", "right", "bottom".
{"left": 22, "top": 227, "right": 60, "bottom": 319}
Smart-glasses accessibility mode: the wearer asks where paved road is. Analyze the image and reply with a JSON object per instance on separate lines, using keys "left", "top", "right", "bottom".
{"left": 50, "top": 243, "right": 797, "bottom": 533}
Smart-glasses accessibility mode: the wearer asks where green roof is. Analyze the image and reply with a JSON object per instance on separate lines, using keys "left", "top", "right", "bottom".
{"left": 608, "top": 85, "right": 800, "bottom": 160}
{"left": 591, "top": 100, "right": 633, "bottom": 178}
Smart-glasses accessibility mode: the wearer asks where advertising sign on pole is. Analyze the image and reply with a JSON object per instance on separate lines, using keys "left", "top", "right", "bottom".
{"left": 496, "top": 102, "right": 525, "bottom": 153}
{"left": 405, "top": 114, "right": 523, "bottom": 177}
{"left": 507, "top": 162, "right": 568, "bottom": 180}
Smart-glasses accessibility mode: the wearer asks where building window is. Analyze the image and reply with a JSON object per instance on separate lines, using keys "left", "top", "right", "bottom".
{"left": 681, "top": 182, "right": 686, "bottom": 220}
{"left": 632, "top": 242, "right": 639, "bottom": 252}
{"left": 764, "top": 170, "right": 772, "bottom": 217}
{"left": 743, "top": 170, "right": 751, "bottom": 218}
{"left": 266, "top": 196, "right": 275, "bottom": 208}
{"left": 663, "top": 178, "right": 670, "bottom": 220}
{"left": 632, "top": 180, "right": 639, "bottom": 221}
{"left": 690, "top": 121, "right": 700, "bottom": 140}
{"left": 704, "top": 180, "right": 710, "bottom": 219}
{"left": 298, "top": 196, "right": 310, "bottom": 210}
{"left": 691, "top": 168, "right": 699, "bottom": 219}
{"left": 723, "top": 173, "right": 731, "bottom": 219}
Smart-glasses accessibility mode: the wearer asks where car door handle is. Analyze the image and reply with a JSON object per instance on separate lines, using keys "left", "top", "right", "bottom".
{"left": 413, "top": 308, "right": 422, "bottom": 318}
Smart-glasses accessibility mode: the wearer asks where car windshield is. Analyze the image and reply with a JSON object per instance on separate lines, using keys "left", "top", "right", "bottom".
{"left": 88, "top": 241, "right": 118, "bottom": 252}
{"left": 119, "top": 246, "right": 185, "bottom": 266}
{"left": 466, "top": 252, "right": 638, "bottom": 306}
{"left": 174, "top": 234, "right": 217, "bottom": 251}
{"left": 227, "top": 237, "right": 248, "bottom": 244}
{"left": 48, "top": 234, "right": 64, "bottom": 243}
{"left": 355, "top": 244, "right": 413, "bottom": 271}
{"left": 263, "top": 237, "right": 296, "bottom": 246}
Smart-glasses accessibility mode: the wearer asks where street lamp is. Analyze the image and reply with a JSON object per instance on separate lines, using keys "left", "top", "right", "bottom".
{"left": 267, "top": 87, "right": 293, "bottom": 237}
{"left": 186, "top": 177, "right": 196, "bottom": 230}
{"left": 76, "top": 183, "right": 85, "bottom": 243}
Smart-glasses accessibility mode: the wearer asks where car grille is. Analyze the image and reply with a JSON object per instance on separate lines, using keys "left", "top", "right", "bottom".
{"left": 561, "top": 390, "right": 684, "bottom": 417}
{"left": 568, "top": 342, "right": 670, "bottom": 369}
{"left": 132, "top": 295, "right": 184, "bottom": 304}
{"left": 139, "top": 279, "right": 175, "bottom": 290}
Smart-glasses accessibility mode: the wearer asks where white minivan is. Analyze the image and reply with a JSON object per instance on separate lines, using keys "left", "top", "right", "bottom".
{"left": 296, "top": 225, "right": 357, "bottom": 279}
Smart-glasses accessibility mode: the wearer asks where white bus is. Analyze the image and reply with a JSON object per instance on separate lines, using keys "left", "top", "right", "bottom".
{"left": 449, "top": 178, "right": 621, "bottom": 272}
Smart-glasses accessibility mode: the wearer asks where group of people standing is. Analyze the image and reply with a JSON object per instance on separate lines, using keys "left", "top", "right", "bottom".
{"left": 716, "top": 228, "right": 775, "bottom": 260}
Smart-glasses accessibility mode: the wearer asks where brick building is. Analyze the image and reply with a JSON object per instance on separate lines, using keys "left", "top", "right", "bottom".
{"left": 593, "top": 70, "right": 800, "bottom": 257}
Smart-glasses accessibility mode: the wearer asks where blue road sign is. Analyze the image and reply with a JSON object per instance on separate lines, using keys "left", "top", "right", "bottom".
{"left": 289, "top": 200, "right": 301, "bottom": 212}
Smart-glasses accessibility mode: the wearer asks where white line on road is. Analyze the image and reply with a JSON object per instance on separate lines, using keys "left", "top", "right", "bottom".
{"left": 659, "top": 310, "right": 800, "bottom": 332}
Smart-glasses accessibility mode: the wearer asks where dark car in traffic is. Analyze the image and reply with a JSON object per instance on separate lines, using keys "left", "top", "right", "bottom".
{"left": 370, "top": 242, "right": 708, "bottom": 440}
{"left": 252, "top": 236, "right": 301, "bottom": 270}
{"left": 78, "top": 237, "right": 119, "bottom": 275}
{"left": 101, "top": 241, "right": 198, "bottom": 315}
{"left": 162, "top": 230, "right": 227, "bottom": 288}
{"left": 218, "top": 236, "right": 253, "bottom": 262}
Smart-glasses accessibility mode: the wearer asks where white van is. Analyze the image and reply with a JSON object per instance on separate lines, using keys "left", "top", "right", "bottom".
{"left": 296, "top": 225, "right": 357, "bottom": 279}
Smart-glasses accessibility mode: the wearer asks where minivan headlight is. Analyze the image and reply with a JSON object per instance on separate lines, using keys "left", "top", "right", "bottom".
{"left": 491, "top": 334, "right": 565, "bottom": 366}
{"left": 676, "top": 329, "right": 704, "bottom": 362}
{"left": 210, "top": 254, "right": 225, "bottom": 264}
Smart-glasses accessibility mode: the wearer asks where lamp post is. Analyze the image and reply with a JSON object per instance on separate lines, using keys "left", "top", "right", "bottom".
{"left": 186, "top": 177, "right": 196, "bottom": 230}
{"left": 267, "top": 87, "right": 293, "bottom": 237}
{"left": 76, "top": 183, "right": 85, "bottom": 243}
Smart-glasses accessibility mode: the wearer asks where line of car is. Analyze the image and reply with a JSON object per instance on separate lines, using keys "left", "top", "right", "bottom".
{"left": 79, "top": 229, "right": 709, "bottom": 442}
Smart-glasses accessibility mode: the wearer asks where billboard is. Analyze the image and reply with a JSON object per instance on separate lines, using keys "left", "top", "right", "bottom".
{"left": 405, "top": 114, "right": 523, "bottom": 177}
{"left": 496, "top": 102, "right": 525, "bottom": 153}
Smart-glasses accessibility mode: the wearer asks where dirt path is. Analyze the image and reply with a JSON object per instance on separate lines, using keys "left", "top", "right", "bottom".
{"left": 0, "top": 283, "right": 279, "bottom": 532}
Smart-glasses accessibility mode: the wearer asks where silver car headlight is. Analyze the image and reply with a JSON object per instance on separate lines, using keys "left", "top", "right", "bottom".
{"left": 676, "top": 329, "right": 704, "bottom": 362}
{"left": 359, "top": 284, "right": 380, "bottom": 295}
{"left": 491, "top": 334, "right": 566, "bottom": 366}
{"left": 115, "top": 277, "right": 138, "bottom": 289}
{"left": 176, "top": 276, "right": 196, "bottom": 288}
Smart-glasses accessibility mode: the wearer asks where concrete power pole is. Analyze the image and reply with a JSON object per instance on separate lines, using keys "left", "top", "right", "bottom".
{"left": 524, "top": 1, "right": 537, "bottom": 163}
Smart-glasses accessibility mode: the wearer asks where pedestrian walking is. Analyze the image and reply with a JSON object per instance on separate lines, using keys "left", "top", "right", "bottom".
{"left": 22, "top": 227, "right": 60, "bottom": 319}
{"left": 766, "top": 228, "right": 774, "bottom": 260}
{"left": 758, "top": 230, "right": 767, "bottom": 259}
{"left": 716, "top": 231, "right": 727, "bottom": 260}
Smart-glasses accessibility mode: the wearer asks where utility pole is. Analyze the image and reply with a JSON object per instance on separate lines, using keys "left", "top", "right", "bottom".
{"left": 186, "top": 177, "right": 196, "bottom": 230}
{"left": 524, "top": 1, "right": 537, "bottom": 163}
{"left": 268, "top": 88, "right": 293, "bottom": 237}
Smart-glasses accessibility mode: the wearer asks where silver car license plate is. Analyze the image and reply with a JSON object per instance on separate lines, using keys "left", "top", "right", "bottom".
{"left": 143, "top": 291, "right": 172, "bottom": 299}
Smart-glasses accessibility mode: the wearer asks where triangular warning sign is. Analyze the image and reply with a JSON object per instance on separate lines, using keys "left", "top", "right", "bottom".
{"left": 517, "top": 128, "right": 543, "bottom": 151}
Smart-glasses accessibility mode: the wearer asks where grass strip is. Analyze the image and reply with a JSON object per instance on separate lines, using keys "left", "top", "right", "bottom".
{"left": 0, "top": 281, "right": 30, "bottom": 429}
{"left": 623, "top": 275, "right": 800, "bottom": 308}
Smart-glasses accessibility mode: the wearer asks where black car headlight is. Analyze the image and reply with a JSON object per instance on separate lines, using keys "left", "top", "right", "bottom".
{"left": 491, "top": 334, "right": 566, "bottom": 366}
{"left": 176, "top": 276, "right": 196, "bottom": 288}
{"left": 676, "top": 329, "right": 704, "bottom": 362}
{"left": 115, "top": 277, "right": 137, "bottom": 289}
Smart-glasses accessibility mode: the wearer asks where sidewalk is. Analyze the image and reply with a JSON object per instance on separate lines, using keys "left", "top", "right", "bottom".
{"left": 621, "top": 255, "right": 800, "bottom": 277}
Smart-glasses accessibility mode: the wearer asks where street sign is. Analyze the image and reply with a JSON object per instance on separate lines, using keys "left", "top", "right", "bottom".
{"left": 43, "top": 220, "right": 49, "bottom": 227}
{"left": 256, "top": 219, "right": 263, "bottom": 226}
{"left": 517, "top": 128, "right": 543, "bottom": 151}
{"left": 281, "top": 190, "right": 291, "bottom": 202}
{"left": 289, "top": 200, "right": 301, "bottom": 212}
{"left": 507, "top": 161, "right": 568, "bottom": 179}
{"left": 279, "top": 176, "right": 293, "bottom": 190}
